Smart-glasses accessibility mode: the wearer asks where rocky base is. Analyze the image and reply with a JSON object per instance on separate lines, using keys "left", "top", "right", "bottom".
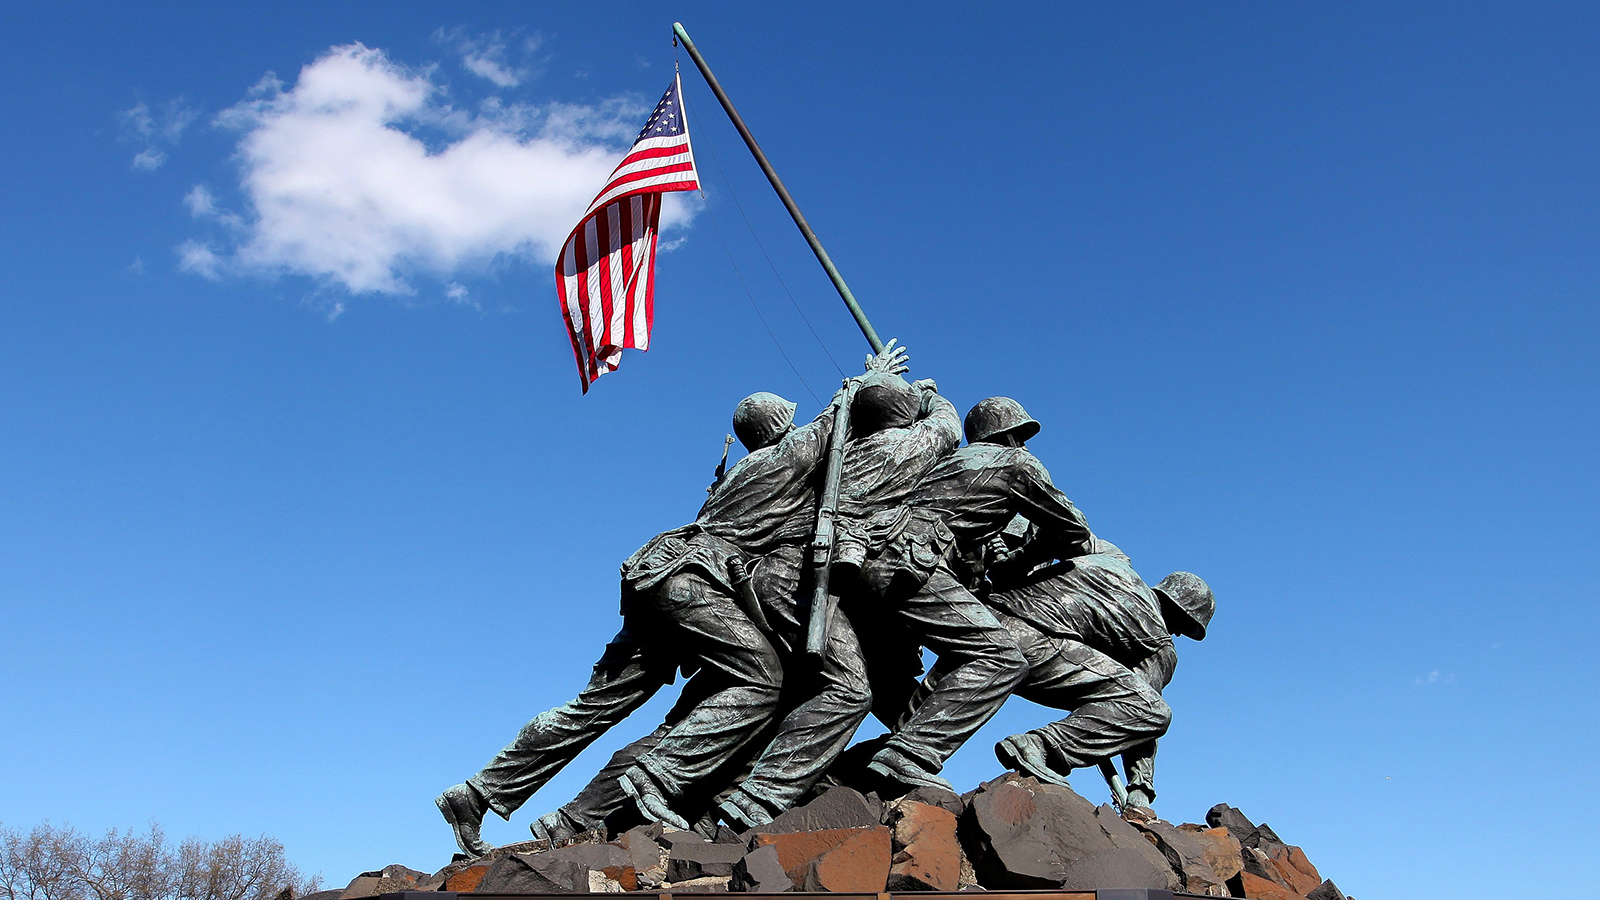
{"left": 315, "top": 774, "right": 1351, "bottom": 899}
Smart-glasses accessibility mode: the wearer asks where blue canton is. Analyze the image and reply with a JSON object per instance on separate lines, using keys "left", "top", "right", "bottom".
{"left": 635, "top": 79, "right": 686, "bottom": 143}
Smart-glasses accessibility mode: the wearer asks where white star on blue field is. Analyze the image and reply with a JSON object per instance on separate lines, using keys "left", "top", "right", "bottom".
{"left": 1, "top": 4, "right": 1597, "bottom": 900}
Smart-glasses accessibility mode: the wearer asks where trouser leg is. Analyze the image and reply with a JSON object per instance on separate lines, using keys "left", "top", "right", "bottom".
{"left": 1007, "top": 619, "right": 1171, "bottom": 771}
{"left": 555, "top": 721, "right": 670, "bottom": 830}
{"left": 1120, "top": 739, "right": 1158, "bottom": 805}
{"left": 629, "top": 572, "right": 784, "bottom": 800}
{"left": 469, "top": 625, "right": 672, "bottom": 819}
{"left": 881, "top": 569, "right": 1027, "bottom": 771}
{"left": 731, "top": 546, "right": 874, "bottom": 815}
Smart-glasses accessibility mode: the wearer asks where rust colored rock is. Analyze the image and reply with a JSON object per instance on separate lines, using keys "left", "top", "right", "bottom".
{"left": 886, "top": 800, "right": 962, "bottom": 891}
{"left": 803, "top": 825, "right": 891, "bottom": 892}
{"left": 750, "top": 825, "right": 891, "bottom": 892}
{"left": 1238, "top": 870, "right": 1305, "bottom": 900}
{"left": 443, "top": 862, "right": 490, "bottom": 893}
{"left": 1267, "top": 844, "right": 1322, "bottom": 896}
{"left": 1243, "top": 846, "right": 1293, "bottom": 889}
{"left": 1178, "top": 823, "right": 1245, "bottom": 884}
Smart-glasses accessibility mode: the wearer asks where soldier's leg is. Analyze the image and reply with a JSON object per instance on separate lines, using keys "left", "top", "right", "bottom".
{"left": 440, "top": 624, "right": 672, "bottom": 855}
{"left": 872, "top": 568, "right": 1027, "bottom": 786}
{"left": 1120, "top": 740, "right": 1159, "bottom": 810}
{"left": 719, "top": 546, "right": 874, "bottom": 826}
{"left": 621, "top": 572, "right": 784, "bottom": 824}
{"left": 465, "top": 627, "right": 672, "bottom": 818}
{"left": 724, "top": 606, "right": 873, "bottom": 825}
{"left": 1007, "top": 633, "right": 1171, "bottom": 774}
{"left": 534, "top": 677, "right": 713, "bottom": 839}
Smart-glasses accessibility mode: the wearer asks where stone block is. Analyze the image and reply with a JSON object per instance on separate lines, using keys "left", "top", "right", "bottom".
{"left": 1058, "top": 847, "right": 1173, "bottom": 891}
{"left": 664, "top": 841, "right": 746, "bottom": 882}
{"left": 1131, "top": 818, "right": 1228, "bottom": 895}
{"left": 1237, "top": 870, "right": 1305, "bottom": 900}
{"left": 1266, "top": 844, "right": 1322, "bottom": 896}
{"left": 1093, "top": 805, "right": 1180, "bottom": 890}
{"left": 1177, "top": 823, "right": 1245, "bottom": 885}
{"left": 442, "top": 862, "right": 490, "bottom": 893}
{"left": 1306, "top": 878, "right": 1348, "bottom": 900}
{"left": 729, "top": 845, "right": 792, "bottom": 893}
{"left": 957, "top": 772, "right": 1118, "bottom": 888}
{"left": 657, "top": 829, "right": 708, "bottom": 849}
{"left": 896, "top": 785, "right": 966, "bottom": 818}
{"left": 748, "top": 786, "right": 881, "bottom": 836}
{"left": 478, "top": 853, "right": 589, "bottom": 893}
{"left": 1206, "top": 803, "right": 1258, "bottom": 845}
{"left": 750, "top": 825, "right": 891, "bottom": 892}
{"left": 336, "top": 876, "right": 378, "bottom": 900}
{"left": 885, "top": 799, "right": 962, "bottom": 891}
{"left": 661, "top": 875, "right": 732, "bottom": 892}
{"left": 616, "top": 826, "right": 665, "bottom": 879}
{"left": 1243, "top": 846, "right": 1292, "bottom": 889}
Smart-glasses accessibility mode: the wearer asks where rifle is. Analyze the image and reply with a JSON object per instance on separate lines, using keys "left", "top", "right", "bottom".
{"left": 1098, "top": 758, "right": 1131, "bottom": 811}
{"left": 804, "top": 380, "right": 860, "bottom": 659}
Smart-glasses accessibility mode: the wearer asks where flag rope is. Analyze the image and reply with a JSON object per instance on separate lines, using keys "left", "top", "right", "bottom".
{"left": 698, "top": 193, "right": 825, "bottom": 407}
{"left": 686, "top": 100, "right": 848, "bottom": 379}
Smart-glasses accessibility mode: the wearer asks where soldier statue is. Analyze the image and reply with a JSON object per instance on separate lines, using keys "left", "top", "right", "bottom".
{"left": 438, "top": 347, "right": 909, "bottom": 853}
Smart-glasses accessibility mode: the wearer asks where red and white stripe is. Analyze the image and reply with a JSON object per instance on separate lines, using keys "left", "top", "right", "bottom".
{"left": 556, "top": 76, "right": 699, "bottom": 392}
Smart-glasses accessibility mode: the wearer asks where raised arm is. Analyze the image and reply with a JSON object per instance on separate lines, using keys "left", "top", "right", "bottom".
{"left": 1008, "top": 452, "right": 1093, "bottom": 558}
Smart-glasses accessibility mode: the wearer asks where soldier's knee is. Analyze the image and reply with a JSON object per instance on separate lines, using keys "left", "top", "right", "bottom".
{"left": 1141, "top": 695, "right": 1173, "bottom": 736}
{"left": 838, "top": 672, "right": 873, "bottom": 711}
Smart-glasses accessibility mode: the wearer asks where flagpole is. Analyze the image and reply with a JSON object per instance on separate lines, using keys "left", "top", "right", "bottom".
{"left": 672, "top": 22, "right": 885, "bottom": 355}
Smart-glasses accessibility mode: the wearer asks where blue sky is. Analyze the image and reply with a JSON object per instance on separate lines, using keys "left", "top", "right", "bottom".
{"left": 2, "top": 2, "right": 1596, "bottom": 897}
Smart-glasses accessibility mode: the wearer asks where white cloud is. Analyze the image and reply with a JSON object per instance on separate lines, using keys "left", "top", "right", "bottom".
{"left": 436, "top": 28, "right": 539, "bottom": 88}
{"left": 184, "top": 185, "right": 217, "bottom": 216}
{"left": 444, "top": 281, "right": 483, "bottom": 311}
{"left": 189, "top": 42, "right": 696, "bottom": 297}
{"left": 133, "top": 147, "right": 166, "bottom": 170}
{"left": 119, "top": 99, "right": 198, "bottom": 170}
{"left": 177, "top": 240, "right": 223, "bottom": 279}
{"left": 1415, "top": 670, "right": 1456, "bottom": 686}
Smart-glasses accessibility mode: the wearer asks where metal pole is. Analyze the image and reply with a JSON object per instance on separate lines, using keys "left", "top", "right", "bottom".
{"left": 673, "top": 21, "right": 885, "bottom": 354}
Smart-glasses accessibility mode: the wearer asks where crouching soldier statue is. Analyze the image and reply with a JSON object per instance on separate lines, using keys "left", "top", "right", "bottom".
{"left": 980, "top": 512, "right": 1214, "bottom": 814}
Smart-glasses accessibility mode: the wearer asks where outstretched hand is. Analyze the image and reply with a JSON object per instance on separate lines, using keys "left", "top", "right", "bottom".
{"left": 864, "top": 338, "right": 910, "bottom": 375}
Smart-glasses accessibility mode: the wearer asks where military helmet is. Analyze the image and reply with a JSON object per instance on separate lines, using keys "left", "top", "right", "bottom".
{"left": 851, "top": 372, "right": 921, "bottom": 436}
{"left": 1154, "top": 572, "right": 1214, "bottom": 641}
{"left": 733, "top": 392, "right": 798, "bottom": 451}
{"left": 964, "top": 397, "right": 1041, "bottom": 445}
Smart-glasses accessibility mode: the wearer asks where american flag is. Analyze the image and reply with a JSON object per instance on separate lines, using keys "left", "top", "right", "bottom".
{"left": 556, "top": 73, "right": 700, "bottom": 391}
